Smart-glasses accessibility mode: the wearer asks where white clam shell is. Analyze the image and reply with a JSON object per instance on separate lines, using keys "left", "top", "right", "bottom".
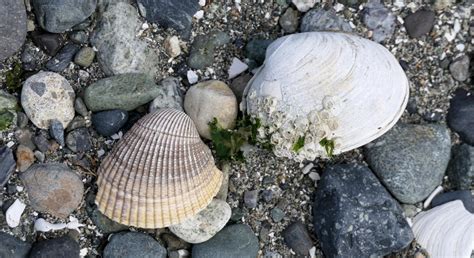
{"left": 243, "top": 32, "right": 409, "bottom": 161}
{"left": 412, "top": 200, "right": 474, "bottom": 258}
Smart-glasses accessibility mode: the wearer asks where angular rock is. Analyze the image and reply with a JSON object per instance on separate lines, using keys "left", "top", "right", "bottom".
{"left": 164, "top": 36, "right": 181, "bottom": 58}
{"left": 228, "top": 58, "right": 248, "bottom": 80}
{"left": 404, "top": 9, "right": 436, "bottom": 38}
{"left": 363, "top": 1, "right": 396, "bottom": 42}
{"left": 188, "top": 31, "right": 230, "bottom": 69}
{"left": 49, "top": 120, "right": 65, "bottom": 146}
{"left": 449, "top": 55, "right": 470, "bottom": 82}
{"left": 92, "top": 110, "right": 128, "bottom": 137}
{"left": 282, "top": 221, "right": 313, "bottom": 256}
{"left": 66, "top": 116, "right": 87, "bottom": 132}
{"left": 431, "top": 190, "right": 474, "bottom": 213}
{"left": 46, "top": 43, "right": 80, "bottom": 72}
{"left": 0, "top": 146, "right": 15, "bottom": 187}
{"left": 447, "top": 144, "right": 474, "bottom": 190}
{"left": 148, "top": 77, "right": 184, "bottom": 113}
{"left": 279, "top": 8, "right": 299, "bottom": 33}
{"left": 313, "top": 164, "right": 414, "bottom": 257}
{"left": 0, "top": 232, "right": 31, "bottom": 258}
{"left": 365, "top": 123, "right": 451, "bottom": 204}
{"left": 84, "top": 73, "right": 161, "bottom": 111}
{"left": 32, "top": 0, "right": 97, "bottom": 33}
{"left": 192, "top": 224, "right": 259, "bottom": 258}
{"left": 300, "top": 8, "right": 352, "bottom": 33}
{"left": 184, "top": 80, "right": 238, "bottom": 139}
{"left": 21, "top": 72, "right": 75, "bottom": 129}
{"left": 28, "top": 236, "right": 80, "bottom": 258}
{"left": 16, "top": 145, "right": 35, "bottom": 172}
{"left": 136, "top": 0, "right": 200, "bottom": 38}
{"left": 16, "top": 112, "right": 29, "bottom": 128}
{"left": 447, "top": 88, "right": 474, "bottom": 145}
{"left": 31, "top": 32, "right": 64, "bottom": 56}
{"left": 292, "top": 0, "right": 316, "bottom": 12}
{"left": 21, "top": 163, "right": 84, "bottom": 218}
{"left": 0, "top": 0, "right": 27, "bottom": 61}
{"left": 104, "top": 232, "right": 166, "bottom": 258}
{"left": 74, "top": 47, "right": 95, "bottom": 67}
{"left": 66, "top": 128, "right": 92, "bottom": 153}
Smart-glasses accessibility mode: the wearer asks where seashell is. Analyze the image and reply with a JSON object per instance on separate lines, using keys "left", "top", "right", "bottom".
{"left": 6, "top": 199, "right": 26, "bottom": 228}
{"left": 243, "top": 32, "right": 409, "bottom": 161}
{"left": 412, "top": 200, "right": 474, "bottom": 258}
{"left": 96, "top": 109, "right": 223, "bottom": 228}
{"left": 34, "top": 216, "right": 84, "bottom": 233}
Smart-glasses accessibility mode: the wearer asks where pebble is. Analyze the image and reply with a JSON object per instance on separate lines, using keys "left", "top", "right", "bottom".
{"left": 69, "top": 31, "right": 88, "bottom": 44}
{"left": 148, "top": 77, "right": 184, "bottom": 113}
{"left": 31, "top": 32, "right": 64, "bottom": 56}
{"left": 88, "top": 208, "right": 128, "bottom": 234}
{"left": 282, "top": 221, "right": 313, "bottom": 256}
{"left": 14, "top": 128, "right": 35, "bottom": 150}
{"left": 0, "top": 0, "right": 27, "bottom": 61}
{"left": 447, "top": 144, "right": 474, "bottom": 190}
{"left": 28, "top": 235, "right": 80, "bottom": 258}
{"left": 66, "top": 116, "right": 87, "bottom": 132}
{"left": 21, "top": 72, "right": 75, "bottom": 129}
{"left": 16, "top": 112, "right": 28, "bottom": 128}
{"left": 188, "top": 31, "right": 230, "bottom": 69}
{"left": 49, "top": 119, "right": 65, "bottom": 146}
{"left": 447, "top": 88, "right": 474, "bottom": 145}
{"left": 449, "top": 55, "right": 470, "bottom": 82}
{"left": 244, "top": 190, "right": 259, "bottom": 208}
{"left": 92, "top": 110, "right": 128, "bottom": 137}
{"left": 279, "top": 8, "right": 299, "bottom": 33}
{"left": 91, "top": 2, "right": 157, "bottom": 76}
{"left": 66, "top": 128, "right": 92, "bottom": 153}
{"left": 313, "top": 164, "right": 414, "bottom": 257}
{"left": 184, "top": 80, "right": 238, "bottom": 139}
{"left": 164, "top": 36, "right": 181, "bottom": 58}
{"left": 300, "top": 8, "right": 352, "bottom": 33}
{"left": 261, "top": 189, "right": 273, "bottom": 202}
{"left": 104, "top": 232, "right": 167, "bottom": 258}
{"left": 431, "top": 190, "right": 474, "bottom": 213}
{"left": 0, "top": 146, "right": 15, "bottom": 187}
{"left": 404, "top": 9, "right": 436, "bottom": 38}
{"left": 74, "top": 97, "right": 89, "bottom": 117}
{"left": 365, "top": 123, "right": 451, "bottom": 204}
{"left": 84, "top": 73, "right": 161, "bottom": 112}
{"left": 136, "top": 0, "right": 200, "bottom": 38}
{"left": 33, "top": 134, "right": 50, "bottom": 153}
{"left": 228, "top": 58, "right": 248, "bottom": 79}
{"left": 34, "top": 150, "right": 45, "bottom": 163}
{"left": 192, "top": 224, "right": 259, "bottom": 258}
{"left": 362, "top": 1, "right": 396, "bottom": 42}
{"left": 21, "top": 163, "right": 84, "bottom": 218}
{"left": 46, "top": 43, "right": 81, "bottom": 72}
{"left": 271, "top": 207, "right": 285, "bottom": 222}
{"left": 244, "top": 39, "right": 273, "bottom": 65}
{"left": 230, "top": 73, "right": 251, "bottom": 103}
{"left": 5, "top": 199, "right": 26, "bottom": 228}
{"left": 32, "top": 0, "right": 96, "bottom": 33}
{"left": 291, "top": 0, "right": 316, "bottom": 12}
{"left": 0, "top": 232, "right": 31, "bottom": 258}
{"left": 15, "top": 145, "right": 35, "bottom": 172}
{"left": 169, "top": 199, "right": 231, "bottom": 243}
{"left": 187, "top": 70, "right": 199, "bottom": 84}
{"left": 74, "top": 47, "right": 95, "bottom": 67}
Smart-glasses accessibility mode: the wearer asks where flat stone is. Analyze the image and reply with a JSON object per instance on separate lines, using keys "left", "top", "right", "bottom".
{"left": 66, "top": 128, "right": 92, "bottom": 153}
{"left": 300, "top": 8, "right": 352, "bottom": 33}
{"left": 0, "top": 0, "right": 27, "bottom": 61}
{"left": 46, "top": 43, "right": 80, "bottom": 72}
{"left": 449, "top": 55, "right": 470, "bottom": 82}
{"left": 404, "top": 9, "right": 436, "bottom": 38}
{"left": 271, "top": 207, "right": 285, "bottom": 222}
{"left": 431, "top": 190, "right": 473, "bottom": 213}
{"left": 74, "top": 97, "right": 89, "bottom": 117}
{"left": 279, "top": 8, "right": 299, "bottom": 33}
{"left": 0, "top": 146, "right": 15, "bottom": 187}
{"left": 365, "top": 123, "right": 451, "bottom": 204}
{"left": 21, "top": 163, "right": 84, "bottom": 218}
{"left": 244, "top": 190, "right": 258, "bottom": 209}
{"left": 313, "top": 164, "right": 414, "bottom": 257}
{"left": 104, "top": 232, "right": 167, "bottom": 258}
{"left": 0, "top": 232, "right": 31, "bottom": 258}
{"left": 447, "top": 88, "right": 474, "bottom": 145}
{"left": 74, "top": 47, "right": 95, "bottom": 67}
{"left": 148, "top": 77, "right": 184, "bottom": 113}
{"left": 33, "top": 134, "right": 50, "bottom": 153}
{"left": 15, "top": 145, "right": 35, "bottom": 172}
{"left": 49, "top": 120, "right": 65, "bottom": 146}
{"left": 188, "top": 31, "right": 230, "bottom": 69}
{"left": 31, "top": 32, "right": 64, "bottom": 56}
{"left": 28, "top": 235, "right": 80, "bottom": 258}
{"left": 362, "top": 1, "right": 396, "bottom": 42}
{"left": 282, "top": 221, "right": 313, "bottom": 256}
{"left": 92, "top": 109, "right": 128, "bottom": 137}
{"left": 447, "top": 144, "right": 474, "bottom": 190}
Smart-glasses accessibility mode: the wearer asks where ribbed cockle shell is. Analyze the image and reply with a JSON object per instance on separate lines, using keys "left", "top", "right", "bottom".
{"left": 95, "top": 109, "right": 223, "bottom": 228}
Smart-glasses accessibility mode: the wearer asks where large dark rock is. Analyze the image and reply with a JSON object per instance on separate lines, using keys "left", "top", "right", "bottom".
{"left": 447, "top": 144, "right": 474, "bottom": 190}
{"left": 46, "top": 44, "right": 81, "bottom": 72}
{"left": 404, "top": 9, "right": 436, "bottom": 38}
{"left": 0, "top": 0, "right": 27, "bottom": 61}
{"left": 0, "top": 146, "right": 15, "bottom": 187}
{"left": 431, "top": 190, "right": 473, "bottom": 213}
{"left": 28, "top": 236, "right": 80, "bottom": 258}
{"left": 103, "top": 232, "right": 166, "bottom": 258}
{"left": 31, "top": 32, "right": 64, "bottom": 56}
{"left": 447, "top": 88, "right": 474, "bottom": 145}
{"left": 282, "top": 221, "right": 313, "bottom": 256}
{"left": 92, "top": 110, "right": 128, "bottom": 137}
{"left": 313, "top": 164, "right": 414, "bottom": 257}
{"left": 0, "top": 232, "right": 31, "bottom": 258}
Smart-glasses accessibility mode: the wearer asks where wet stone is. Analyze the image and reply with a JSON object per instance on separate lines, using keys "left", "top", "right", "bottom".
{"left": 282, "top": 221, "right": 313, "bottom": 256}
{"left": 66, "top": 128, "right": 92, "bottom": 153}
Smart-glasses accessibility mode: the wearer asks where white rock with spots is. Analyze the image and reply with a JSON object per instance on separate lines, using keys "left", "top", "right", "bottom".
{"left": 21, "top": 72, "right": 75, "bottom": 129}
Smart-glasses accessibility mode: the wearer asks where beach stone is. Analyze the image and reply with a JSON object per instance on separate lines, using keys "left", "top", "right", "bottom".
{"left": 46, "top": 43, "right": 80, "bottom": 72}
{"left": 92, "top": 110, "right": 128, "bottom": 137}
{"left": 33, "top": 134, "right": 50, "bottom": 153}
{"left": 31, "top": 32, "right": 63, "bottom": 56}
{"left": 279, "top": 8, "right": 299, "bottom": 33}
{"left": 0, "top": 232, "right": 31, "bottom": 258}
{"left": 149, "top": 77, "right": 184, "bottom": 113}
{"left": 447, "top": 144, "right": 474, "bottom": 190}
{"left": 66, "top": 128, "right": 92, "bottom": 153}
{"left": 21, "top": 72, "right": 75, "bottom": 129}
{"left": 137, "top": 0, "right": 200, "bottom": 38}
{"left": 16, "top": 112, "right": 28, "bottom": 128}
{"left": 91, "top": 2, "right": 157, "bottom": 76}
{"left": 282, "top": 221, "right": 313, "bottom": 256}
{"left": 431, "top": 190, "right": 474, "bottom": 213}
{"left": 21, "top": 163, "right": 83, "bottom": 218}
{"left": 447, "top": 88, "right": 474, "bottom": 145}
{"left": 184, "top": 80, "right": 238, "bottom": 139}
{"left": 14, "top": 128, "right": 35, "bottom": 150}
{"left": 164, "top": 36, "right": 181, "bottom": 58}
{"left": 32, "top": 0, "right": 96, "bottom": 33}
{"left": 74, "top": 97, "right": 89, "bottom": 117}
{"left": 74, "top": 47, "right": 95, "bottom": 67}
{"left": 404, "top": 9, "right": 436, "bottom": 38}
{"left": 89, "top": 208, "right": 128, "bottom": 234}
{"left": 28, "top": 235, "right": 80, "bottom": 258}
{"left": 244, "top": 39, "right": 273, "bottom": 65}
{"left": 365, "top": 123, "right": 451, "bottom": 204}
{"left": 104, "top": 232, "right": 167, "bottom": 258}
{"left": 313, "top": 164, "right": 414, "bottom": 257}
{"left": 161, "top": 233, "right": 191, "bottom": 251}
{"left": 0, "top": 146, "right": 15, "bottom": 187}
{"left": 188, "top": 31, "right": 230, "bottom": 69}
{"left": 363, "top": 1, "right": 396, "bottom": 42}
{"left": 230, "top": 74, "right": 251, "bottom": 103}
{"left": 16, "top": 145, "right": 35, "bottom": 172}
{"left": 49, "top": 120, "right": 65, "bottom": 146}
{"left": 244, "top": 190, "right": 258, "bottom": 209}
{"left": 84, "top": 73, "right": 161, "bottom": 112}
{"left": 69, "top": 31, "right": 88, "bottom": 44}
{"left": 271, "top": 207, "right": 285, "bottom": 222}
{"left": 169, "top": 199, "right": 231, "bottom": 243}
{"left": 0, "top": 0, "right": 27, "bottom": 61}
{"left": 300, "top": 8, "right": 352, "bottom": 33}
{"left": 66, "top": 116, "right": 87, "bottom": 132}
{"left": 192, "top": 224, "right": 259, "bottom": 258}
{"left": 449, "top": 55, "right": 470, "bottom": 82}
{"left": 292, "top": 0, "right": 316, "bottom": 12}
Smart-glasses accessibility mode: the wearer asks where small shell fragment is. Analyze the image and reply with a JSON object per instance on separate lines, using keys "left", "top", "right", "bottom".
{"left": 6, "top": 199, "right": 26, "bottom": 228}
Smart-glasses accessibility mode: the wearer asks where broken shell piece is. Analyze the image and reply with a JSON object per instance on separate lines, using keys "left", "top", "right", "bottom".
{"left": 243, "top": 32, "right": 409, "bottom": 161}
{"left": 34, "top": 216, "right": 84, "bottom": 233}
{"left": 96, "top": 109, "right": 223, "bottom": 228}
{"left": 412, "top": 200, "right": 474, "bottom": 258}
{"left": 6, "top": 199, "right": 26, "bottom": 228}
{"left": 228, "top": 57, "right": 248, "bottom": 79}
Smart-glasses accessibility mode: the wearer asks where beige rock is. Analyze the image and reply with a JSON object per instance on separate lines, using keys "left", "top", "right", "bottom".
{"left": 184, "top": 80, "right": 237, "bottom": 139}
{"left": 16, "top": 145, "right": 34, "bottom": 172}
{"left": 164, "top": 36, "right": 181, "bottom": 58}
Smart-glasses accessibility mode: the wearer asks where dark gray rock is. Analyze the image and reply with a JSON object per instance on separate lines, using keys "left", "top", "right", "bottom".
{"left": 0, "top": 0, "right": 27, "bottom": 61}
{"left": 244, "top": 190, "right": 258, "bottom": 209}
{"left": 431, "top": 190, "right": 473, "bottom": 213}
{"left": 365, "top": 123, "right": 451, "bottom": 204}
{"left": 16, "top": 112, "right": 29, "bottom": 128}
{"left": 447, "top": 144, "right": 474, "bottom": 190}
{"left": 92, "top": 110, "right": 128, "bottom": 137}
{"left": 66, "top": 128, "right": 92, "bottom": 153}
{"left": 192, "top": 224, "right": 259, "bottom": 258}
{"left": 33, "top": 134, "right": 50, "bottom": 153}
{"left": 423, "top": 110, "right": 443, "bottom": 122}
{"left": 447, "top": 88, "right": 474, "bottom": 145}
{"left": 104, "top": 232, "right": 166, "bottom": 258}
{"left": 279, "top": 8, "right": 299, "bottom": 33}
{"left": 136, "top": 0, "right": 200, "bottom": 39}
{"left": 362, "top": 1, "right": 396, "bottom": 42}
{"left": 188, "top": 31, "right": 230, "bottom": 69}
{"left": 449, "top": 55, "right": 470, "bottom": 82}
{"left": 31, "top": 32, "right": 64, "bottom": 56}
{"left": 0, "top": 232, "right": 31, "bottom": 258}
{"left": 261, "top": 189, "right": 273, "bottom": 202}
{"left": 69, "top": 31, "right": 88, "bottom": 44}
{"left": 282, "top": 221, "right": 313, "bottom": 256}
{"left": 244, "top": 39, "right": 273, "bottom": 65}
{"left": 32, "top": 0, "right": 97, "bottom": 33}
{"left": 0, "top": 146, "right": 15, "bottom": 187}
{"left": 15, "top": 128, "right": 35, "bottom": 150}
{"left": 230, "top": 207, "right": 244, "bottom": 222}
{"left": 28, "top": 235, "right": 79, "bottom": 258}
{"left": 300, "top": 8, "right": 352, "bottom": 33}
{"left": 313, "top": 164, "right": 414, "bottom": 257}
{"left": 49, "top": 120, "right": 65, "bottom": 146}
{"left": 271, "top": 207, "right": 285, "bottom": 222}
{"left": 230, "top": 74, "right": 252, "bottom": 103}
{"left": 404, "top": 9, "right": 436, "bottom": 38}
{"left": 74, "top": 97, "right": 89, "bottom": 117}
{"left": 89, "top": 208, "right": 128, "bottom": 234}
{"left": 46, "top": 44, "right": 81, "bottom": 72}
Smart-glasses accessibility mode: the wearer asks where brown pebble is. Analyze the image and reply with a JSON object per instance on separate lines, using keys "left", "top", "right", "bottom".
{"left": 16, "top": 145, "right": 35, "bottom": 172}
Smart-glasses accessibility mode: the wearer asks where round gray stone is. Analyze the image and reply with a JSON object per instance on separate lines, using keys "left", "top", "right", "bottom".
{"left": 0, "top": 232, "right": 31, "bottom": 258}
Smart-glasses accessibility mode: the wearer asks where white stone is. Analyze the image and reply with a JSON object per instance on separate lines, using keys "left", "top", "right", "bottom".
{"left": 194, "top": 10, "right": 204, "bottom": 19}
{"left": 292, "top": 0, "right": 317, "bottom": 12}
{"left": 169, "top": 199, "right": 231, "bottom": 243}
{"left": 228, "top": 57, "right": 248, "bottom": 79}
{"left": 34, "top": 216, "right": 84, "bottom": 233}
{"left": 187, "top": 70, "right": 199, "bottom": 84}
{"left": 164, "top": 36, "right": 181, "bottom": 58}
{"left": 199, "top": 0, "right": 206, "bottom": 6}
{"left": 6, "top": 199, "right": 26, "bottom": 228}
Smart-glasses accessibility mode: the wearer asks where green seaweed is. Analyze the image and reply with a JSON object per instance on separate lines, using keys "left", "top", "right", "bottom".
{"left": 319, "top": 137, "right": 335, "bottom": 158}
{"left": 292, "top": 136, "right": 305, "bottom": 152}
{"left": 5, "top": 61, "right": 23, "bottom": 93}
{"left": 0, "top": 111, "right": 14, "bottom": 131}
